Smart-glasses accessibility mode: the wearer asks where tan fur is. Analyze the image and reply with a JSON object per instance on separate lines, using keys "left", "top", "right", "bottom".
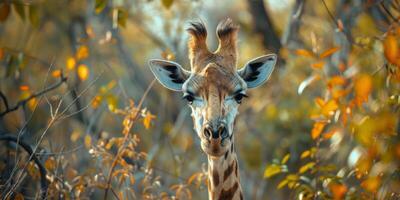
{"left": 187, "top": 19, "right": 239, "bottom": 73}
{"left": 186, "top": 19, "right": 244, "bottom": 200}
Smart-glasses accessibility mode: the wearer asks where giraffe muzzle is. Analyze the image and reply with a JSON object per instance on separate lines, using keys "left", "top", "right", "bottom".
{"left": 203, "top": 123, "right": 228, "bottom": 141}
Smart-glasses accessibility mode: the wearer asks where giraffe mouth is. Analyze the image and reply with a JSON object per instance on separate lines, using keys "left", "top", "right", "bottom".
{"left": 201, "top": 138, "right": 230, "bottom": 157}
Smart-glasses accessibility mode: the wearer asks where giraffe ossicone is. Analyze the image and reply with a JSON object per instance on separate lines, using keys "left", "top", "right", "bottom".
{"left": 148, "top": 18, "right": 277, "bottom": 200}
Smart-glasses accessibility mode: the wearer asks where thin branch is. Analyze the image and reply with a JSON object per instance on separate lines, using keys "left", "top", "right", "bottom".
{"left": 0, "top": 74, "right": 68, "bottom": 118}
{"left": 103, "top": 79, "right": 156, "bottom": 200}
{"left": 320, "top": 0, "right": 356, "bottom": 45}
{"left": 0, "top": 91, "right": 10, "bottom": 110}
{"left": 0, "top": 134, "right": 48, "bottom": 200}
{"left": 380, "top": 2, "right": 400, "bottom": 24}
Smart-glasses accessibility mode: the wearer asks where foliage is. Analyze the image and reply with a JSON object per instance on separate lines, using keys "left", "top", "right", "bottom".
{"left": 0, "top": 0, "right": 400, "bottom": 199}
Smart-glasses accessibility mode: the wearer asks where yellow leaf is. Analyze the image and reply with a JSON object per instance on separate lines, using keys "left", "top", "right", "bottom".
{"left": 298, "top": 162, "right": 315, "bottom": 174}
{"left": 27, "top": 97, "right": 37, "bottom": 111}
{"left": 277, "top": 179, "right": 288, "bottom": 189}
{"left": 84, "top": 134, "right": 92, "bottom": 149}
{"left": 295, "top": 49, "right": 314, "bottom": 58}
{"left": 106, "top": 95, "right": 118, "bottom": 112}
{"left": 311, "top": 122, "right": 326, "bottom": 139}
{"left": 314, "top": 97, "right": 325, "bottom": 108}
{"left": 300, "top": 150, "right": 310, "bottom": 159}
{"left": 321, "top": 99, "right": 338, "bottom": 117}
{"left": 281, "top": 153, "right": 290, "bottom": 164}
{"left": 66, "top": 57, "right": 76, "bottom": 70}
{"left": 76, "top": 45, "right": 89, "bottom": 60}
{"left": 264, "top": 164, "right": 281, "bottom": 178}
{"left": 319, "top": 47, "right": 340, "bottom": 58}
{"left": 51, "top": 69, "right": 61, "bottom": 78}
{"left": 77, "top": 64, "right": 89, "bottom": 81}
{"left": 70, "top": 131, "right": 81, "bottom": 142}
{"left": 143, "top": 111, "right": 156, "bottom": 129}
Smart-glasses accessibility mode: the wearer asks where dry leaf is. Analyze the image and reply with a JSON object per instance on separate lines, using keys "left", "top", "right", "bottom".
{"left": 77, "top": 64, "right": 89, "bottom": 81}
{"left": 295, "top": 49, "right": 314, "bottom": 58}
{"left": 320, "top": 47, "right": 340, "bottom": 58}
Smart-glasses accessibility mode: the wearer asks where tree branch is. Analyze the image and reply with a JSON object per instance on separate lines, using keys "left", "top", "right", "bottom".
{"left": 0, "top": 73, "right": 67, "bottom": 118}
{"left": 247, "top": 0, "right": 282, "bottom": 53}
{"left": 0, "top": 134, "right": 48, "bottom": 199}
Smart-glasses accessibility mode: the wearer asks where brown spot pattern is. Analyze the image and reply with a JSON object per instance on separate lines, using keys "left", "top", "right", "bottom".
{"left": 235, "top": 160, "right": 238, "bottom": 177}
{"left": 212, "top": 170, "right": 219, "bottom": 187}
{"left": 223, "top": 161, "right": 235, "bottom": 181}
{"left": 218, "top": 182, "right": 239, "bottom": 200}
{"left": 240, "top": 192, "right": 243, "bottom": 200}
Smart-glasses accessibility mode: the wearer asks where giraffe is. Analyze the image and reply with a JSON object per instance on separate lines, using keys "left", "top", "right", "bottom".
{"left": 148, "top": 18, "right": 277, "bottom": 200}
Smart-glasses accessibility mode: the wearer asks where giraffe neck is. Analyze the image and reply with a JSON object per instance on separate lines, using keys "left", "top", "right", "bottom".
{"left": 207, "top": 143, "right": 243, "bottom": 200}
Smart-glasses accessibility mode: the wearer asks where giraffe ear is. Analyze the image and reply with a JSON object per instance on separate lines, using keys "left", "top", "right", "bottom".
{"left": 148, "top": 59, "right": 191, "bottom": 91}
{"left": 238, "top": 54, "right": 277, "bottom": 88}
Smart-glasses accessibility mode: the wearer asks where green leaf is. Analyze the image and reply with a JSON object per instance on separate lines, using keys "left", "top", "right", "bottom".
{"left": 264, "top": 164, "right": 281, "bottom": 178}
{"left": 161, "top": 0, "right": 174, "bottom": 9}
{"left": 95, "top": 0, "right": 107, "bottom": 14}
{"left": 0, "top": 3, "right": 11, "bottom": 22}
{"left": 28, "top": 5, "right": 40, "bottom": 28}
{"left": 281, "top": 153, "right": 290, "bottom": 164}
{"left": 13, "top": 2, "right": 25, "bottom": 20}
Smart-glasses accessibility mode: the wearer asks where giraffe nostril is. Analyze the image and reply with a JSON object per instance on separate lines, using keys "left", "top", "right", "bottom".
{"left": 203, "top": 126, "right": 211, "bottom": 138}
{"left": 219, "top": 126, "right": 228, "bottom": 139}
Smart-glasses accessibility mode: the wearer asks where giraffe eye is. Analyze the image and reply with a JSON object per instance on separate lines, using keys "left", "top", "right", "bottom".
{"left": 234, "top": 93, "right": 248, "bottom": 104}
{"left": 183, "top": 95, "right": 195, "bottom": 104}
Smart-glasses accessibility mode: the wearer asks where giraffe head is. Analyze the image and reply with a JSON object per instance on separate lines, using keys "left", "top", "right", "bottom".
{"left": 149, "top": 19, "right": 276, "bottom": 157}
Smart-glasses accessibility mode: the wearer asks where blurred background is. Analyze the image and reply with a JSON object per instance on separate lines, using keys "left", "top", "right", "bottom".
{"left": 1, "top": 0, "right": 400, "bottom": 199}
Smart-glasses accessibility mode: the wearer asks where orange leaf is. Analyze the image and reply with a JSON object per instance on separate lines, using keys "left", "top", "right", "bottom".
{"left": 311, "top": 62, "right": 324, "bottom": 69}
{"left": 330, "top": 183, "right": 347, "bottom": 200}
{"left": 143, "top": 111, "right": 156, "bottom": 129}
{"left": 314, "top": 97, "right": 325, "bottom": 108}
{"left": 51, "top": 70, "right": 61, "bottom": 78}
{"left": 20, "top": 85, "right": 29, "bottom": 91}
{"left": 361, "top": 176, "right": 381, "bottom": 193}
{"left": 76, "top": 45, "right": 89, "bottom": 60}
{"left": 77, "top": 64, "right": 89, "bottom": 81}
{"left": 319, "top": 47, "right": 340, "bottom": 58}
{"left": 311, "top": 122, "right": 326, "bottom": 139}
{"left": 321, "top": 99, "right": 338, "bottom": 117}
{"left": 327, "top": 76, "right": 346, "bottom": 88}
{"left": 354, "top": 74, "right": 372, "bottom": 106}
{"left": 323, "top": 129, "right": 338, "bottom": 140}
{"left": 383, "top": 34, "right": 399, "bottom": 65}
{"left": 295, "top": 49, "right": 314, "bottom": 58}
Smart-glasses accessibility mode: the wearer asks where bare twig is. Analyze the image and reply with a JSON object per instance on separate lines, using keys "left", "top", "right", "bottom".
{"left": 320, "top": 0, "right": 357, "bottom": 45}
{"left": 380, "top": 2, "right": 400, "bottom": 24}
{"left": 0, "top": 134, "right": 48, "bottom": 199}
{"left": 0, "top": 74, "right": 68, "bottom": 118}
